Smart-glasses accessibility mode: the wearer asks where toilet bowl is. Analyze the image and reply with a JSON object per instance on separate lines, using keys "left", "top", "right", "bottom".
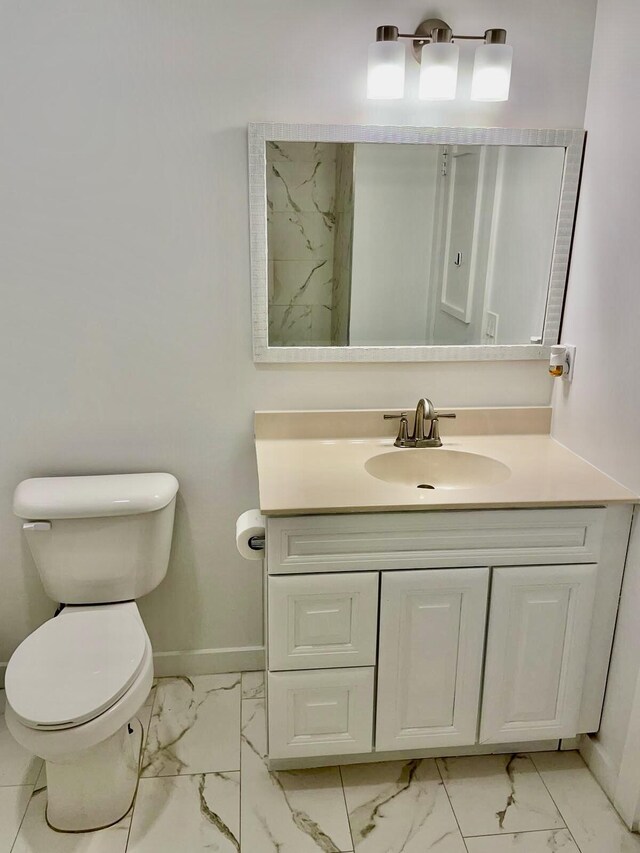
{"left": 6, "top": 472, "right": 178, "bottom": 832}
{"left": 5, "top": 602, "right": 153, "bottom": 831}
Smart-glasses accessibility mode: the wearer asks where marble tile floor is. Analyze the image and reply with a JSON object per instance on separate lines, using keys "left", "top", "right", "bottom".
{"left": 2, "top": 673, "right": 640, "bottom": 852}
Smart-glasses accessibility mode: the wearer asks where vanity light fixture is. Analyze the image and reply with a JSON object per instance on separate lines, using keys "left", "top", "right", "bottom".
{"left": 367, "top": 17, "right": 512, "bottom": 102}
{"left": 367, "top": 28, "right": 406, "bottom": 99}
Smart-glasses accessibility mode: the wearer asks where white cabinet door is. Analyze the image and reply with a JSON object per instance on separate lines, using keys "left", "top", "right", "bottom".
{"left": 268, "top": 668, "right": 374, "bottom": 759}
{"left": 480, "top": 563, "right": 597, "bottom": 744}
{"left": 375, "top": 567, "right": 489, "bottom": 751}
{"left": 268, "top": 572, "right": 378, "bottom": 670}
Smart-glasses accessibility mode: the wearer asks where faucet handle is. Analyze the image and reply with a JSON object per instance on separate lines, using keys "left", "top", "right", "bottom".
{"left": 384, "top": 412, "right": 411, "bottom": 447}
{"left": 427, "top": 411, "right": 456, "bottom": 446}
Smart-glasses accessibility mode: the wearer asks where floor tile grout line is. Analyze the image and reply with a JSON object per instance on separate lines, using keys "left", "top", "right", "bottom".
{"left": 123, "top": 715, "right": 149, "bottom": 851}
{"left": 338, "top": 764, "right": 357, "bottom": 853}
{"left": 124, "top": 801, "right": 135, "bottom": 851}
{"left": 434, "top": 758, "right": 472, "bottom": 852}
{"left": 526, "top": 752, "right": 584, "bottom": 853}
{"left": 464, "top": 825, "right": 573, "bottom": 839}
{"left": 240, "top": 678, "right": 266, "bottom": 849}
{"left": 8, "top": 778, "right": 37, "bottom": 853}
{"left": 238, "top": 673, "right": 243, "bottom": 852}
{"left": 124, "top": 691, "right": 156, "bottom": 853}
{"left": 140, "top": 767, "right": 241, "bottom": 780}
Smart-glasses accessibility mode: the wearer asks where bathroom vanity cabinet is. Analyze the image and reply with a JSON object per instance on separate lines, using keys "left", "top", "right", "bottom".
{"left": 263, "top": 505, "right": 632, "bottom": 769}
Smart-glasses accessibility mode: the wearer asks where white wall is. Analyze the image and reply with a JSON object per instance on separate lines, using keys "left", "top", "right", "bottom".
{"left": 550, "top": 0, "right": 640, "bottom": 815}
{"left": 0, "top": 0, "right": 597, "bottom": 669}
{"left": 350, "top": 144, "right": 438, "bottom": 345}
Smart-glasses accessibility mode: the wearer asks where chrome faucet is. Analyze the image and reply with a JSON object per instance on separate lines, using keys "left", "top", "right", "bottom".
{"left": 384, "top": 398, "right": 456, "bottom": 448}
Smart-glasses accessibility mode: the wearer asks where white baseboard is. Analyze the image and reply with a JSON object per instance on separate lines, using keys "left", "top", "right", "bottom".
{"left": 152, "top": 646, "right": 265, "bottom": 678}
{"left": 580, "top": 734, "right": 618, "bottom": 801}
{"left": 0, "top": 646, "right": 265, "bottom": 689}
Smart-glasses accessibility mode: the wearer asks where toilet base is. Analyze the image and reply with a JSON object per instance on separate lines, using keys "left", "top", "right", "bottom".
{"left": 46, "top": 717, "right": 143, "bottom": 833}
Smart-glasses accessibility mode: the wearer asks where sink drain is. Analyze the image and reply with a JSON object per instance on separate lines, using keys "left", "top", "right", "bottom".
{"left": 417, "top": 483, "right": 435, "bottom": 489}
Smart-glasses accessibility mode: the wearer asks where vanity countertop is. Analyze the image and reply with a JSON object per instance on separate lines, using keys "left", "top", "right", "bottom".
{"left": 254, "top": 407, "right": 638, "bottom": 516}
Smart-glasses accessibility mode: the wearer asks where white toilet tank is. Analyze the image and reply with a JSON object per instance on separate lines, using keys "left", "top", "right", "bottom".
{"left": 13, "top": 473, "right": 179, "bottom": 605}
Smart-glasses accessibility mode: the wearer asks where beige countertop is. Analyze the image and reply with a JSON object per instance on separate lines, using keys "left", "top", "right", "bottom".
{"left": 255, "top": 408, "right": 638, "bottom": 516}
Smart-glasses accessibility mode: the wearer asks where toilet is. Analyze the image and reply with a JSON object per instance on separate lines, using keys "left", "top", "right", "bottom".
{"left": 4, "top": 472, "right": 179, "bottom": 833}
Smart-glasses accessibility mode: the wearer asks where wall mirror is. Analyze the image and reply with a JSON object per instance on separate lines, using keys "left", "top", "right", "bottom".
{"left": 248, "top": 124, "right": 584, "bottom": 362}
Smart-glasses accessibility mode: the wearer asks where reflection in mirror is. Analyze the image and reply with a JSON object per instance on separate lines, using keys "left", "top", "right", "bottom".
{"left": 266, "top": 141, "right": 565, "bottom": 348}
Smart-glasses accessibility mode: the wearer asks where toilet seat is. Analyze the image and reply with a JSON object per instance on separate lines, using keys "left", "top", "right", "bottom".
{"left": 5, "top": 606, "right": 147, "bottom": 730}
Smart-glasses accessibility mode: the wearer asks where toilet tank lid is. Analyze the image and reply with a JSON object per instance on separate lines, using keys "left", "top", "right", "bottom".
{"left": 14, "top": 473, "right": 179, "bottom": 520}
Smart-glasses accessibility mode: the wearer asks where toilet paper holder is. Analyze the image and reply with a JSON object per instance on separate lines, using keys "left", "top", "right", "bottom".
{"left": 248, "top": 535, "right": 265, "bottom": 551}
{"left": 236, "top": 509, "right": 266, "bottom": 559}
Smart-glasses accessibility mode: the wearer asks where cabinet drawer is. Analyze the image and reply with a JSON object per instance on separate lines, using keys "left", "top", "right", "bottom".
{"left": 267, "top": 508, "right": 605, "bottom": 574}
{"left": 268, "top": 668, "right": 374, "bottom": 759}
{"left": 268, "top": 572, "right": 378, "bottom": 670}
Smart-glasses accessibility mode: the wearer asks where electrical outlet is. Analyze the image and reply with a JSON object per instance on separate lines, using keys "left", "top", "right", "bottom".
{"left": 563, "top": 345, "right": 576, "bottom": 381}
{"left": 485, "top": 311, "right": 499, "bottom": 341}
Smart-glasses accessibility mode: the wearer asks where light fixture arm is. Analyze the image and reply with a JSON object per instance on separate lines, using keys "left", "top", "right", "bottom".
{"left": 375, "top": 19, "right": 507, "bottom": 63}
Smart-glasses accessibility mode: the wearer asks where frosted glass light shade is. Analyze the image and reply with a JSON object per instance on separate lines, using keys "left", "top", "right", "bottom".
{"left": 419, "top": 42, "right": 459, "bottom": 100}
{"left": 471, "top": 43, "right": 513, "bottom": 101}
{"left": 367, "top": 40, "right": 405, "bottom": 99}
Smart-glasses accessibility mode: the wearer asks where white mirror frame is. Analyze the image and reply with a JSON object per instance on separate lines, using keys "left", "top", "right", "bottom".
{"left": 248, "top": 123, "right": 585, "bottom": 363}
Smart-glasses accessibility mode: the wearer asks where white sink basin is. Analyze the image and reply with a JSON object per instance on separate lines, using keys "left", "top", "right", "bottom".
{"left": 365, "top": 448, "right": 511, "bottom": 490}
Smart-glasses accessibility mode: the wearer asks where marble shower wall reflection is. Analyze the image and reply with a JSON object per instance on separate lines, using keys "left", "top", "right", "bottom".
{"left": 266, "top": 141, "right": 353, "bottom": 346}
{"left": 332, "top": 144, "right": 354, "bottom": 346}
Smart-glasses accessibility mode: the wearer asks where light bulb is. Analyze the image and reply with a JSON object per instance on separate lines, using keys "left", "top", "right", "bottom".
{"left": 367, "top": 40, "right": 406, "bottom": 100}
{"left": 471, "top": 43, "right": 513, "bottom": 101}
{"left": 419, "top": 42, "right": 459, "bottom": 100}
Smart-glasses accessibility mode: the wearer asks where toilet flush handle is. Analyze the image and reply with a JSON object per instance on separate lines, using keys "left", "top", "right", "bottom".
{"left": 22, "top": 521, "right": 52, "bottom": 531}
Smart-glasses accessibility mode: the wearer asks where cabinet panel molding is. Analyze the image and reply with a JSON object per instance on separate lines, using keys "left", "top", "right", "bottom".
{"left": 375, "top": 567, "right": 489, "bottom": 751}
{"left": 267, "top": 508, "right": 605, "bottom": 574}
{"left": 268, "top": 572, "right": 379, "bottom": 670}
{"left": 480, "top": 563, "right": 597, "bottom": 744}
{"left": 268, "top": 668, "right": 374, "bottom": 759}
